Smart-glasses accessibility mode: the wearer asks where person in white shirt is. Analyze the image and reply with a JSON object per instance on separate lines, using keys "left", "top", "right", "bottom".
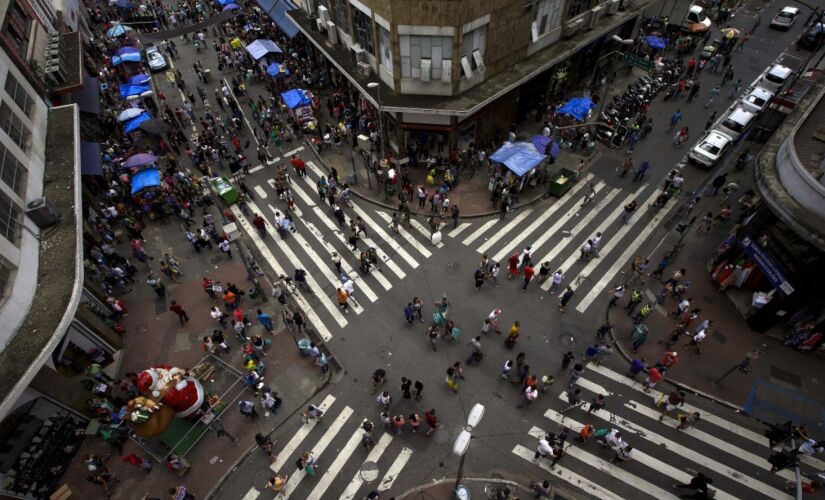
{"left": 487, "top": 309, "right": 502, "bottom": 334}
{"left": 591, "top": 232, "right": 602, "bottom": 258}
{"left": 218, "top": 239, "right": 232, "bottom": 258}
{"left": 534, "top": 437, "right": 553, "bottom": 459}
{"left": 550, "top": 270, "right": 565, "bottom": 295}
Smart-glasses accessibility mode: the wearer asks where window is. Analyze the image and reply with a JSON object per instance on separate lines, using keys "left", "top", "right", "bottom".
{"left": 329, "top": 0, "right": 350, "bottom": 34}
{"left": 568, "top": 0, "right": 591, "bottom": 19}
{"left": 400, "top": 35, "right": 453, "bottom": 80}
{"left": 462, "top": 26, "right": 486, "bottom": 75}
{"left": 535, "top": 0, "right": 565, "bottom": 37}
{"left": 0, "top": 190, "right": 21, "bottom": 245}
{"left": 4, "top": 72, "right": 35, "bottom": 118}
{"left": 353, "top": 8, "right": 374, "bottom": 54}
{"left": 0, "top": 142, "right": 26, "bottom": 196}
{"left": 379, "top": 27, "right": 392, "bottom": 71}
{"left": 0, "top": 255, "right": 12, "bottom": 302}
{"left": 2, "top": 1, "right": 33, "bottom": 57}
{"left": 0, "top": 102, "right": 32, "bottom": 153}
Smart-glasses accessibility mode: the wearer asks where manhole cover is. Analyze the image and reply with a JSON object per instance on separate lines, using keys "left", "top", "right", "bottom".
{"left": 374, "top": 345, "right": 393, "bottom": 362}
{"left": 445, "top": 262, "right": 461, "bottom": 274}
{"left": 359, "top": 461, "right": 380, "bottom": 482}
{"left": 557, "top": 332, "right": 577, "bottom": 348}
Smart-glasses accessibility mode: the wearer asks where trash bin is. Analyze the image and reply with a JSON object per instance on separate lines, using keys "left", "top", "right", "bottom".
{"left": 547, "top": 168, "right": 578, "bottom": 198}
{"left": 247, "top": 286, "right": 259, "bottom": 299}
{"left": 297, "top": 338, "right": 312, "bottom": 355}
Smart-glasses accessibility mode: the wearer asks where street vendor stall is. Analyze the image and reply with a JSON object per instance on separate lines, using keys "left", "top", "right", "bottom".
{"left": 489, "top": 141, "right": 547, "bottom": 192}
{"left": 209, "top": 176, "right": 239, "bottom": 204}
{"left": 281, "top": 89, "right": 317, "bottom": 130}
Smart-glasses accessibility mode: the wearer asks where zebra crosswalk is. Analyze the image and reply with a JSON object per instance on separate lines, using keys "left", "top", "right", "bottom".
{"left": 509, "top": 363, "right": 807, "bottom": 500}
{"left": 238, "top": 394, "right": 414, "bottom": 500}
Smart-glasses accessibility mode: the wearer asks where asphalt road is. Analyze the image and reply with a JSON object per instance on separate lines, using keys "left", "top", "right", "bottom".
{"left": 145, "top": 1, "right": 822, "bottom": 498}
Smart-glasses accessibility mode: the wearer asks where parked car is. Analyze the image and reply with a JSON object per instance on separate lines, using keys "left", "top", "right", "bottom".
{"left": 797, "top": 23, "right": 823, "bottom": 50}
{"left": 758, "top": 64, "right": 793, "bottom": 93}
{"left": 716, "top": 107, "right": 757, "bottom": 141}
{"left": 689, "top": 130, "right": 734, "bottom": 168}
{"left": 770, "top": 6, "right": 800, "bottom": 30}
{"left": 740, "top": 86, "right": 774, "bottom": 113}
{"left": 145, "top": 46, "right": 167, "bottom": 72}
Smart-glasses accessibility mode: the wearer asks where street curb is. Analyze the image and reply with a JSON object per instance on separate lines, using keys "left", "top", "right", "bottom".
{"left": 605, "top": 302, "right": 746, "bottom": 413}
{"left": 302, "top": 138, "right": 555, "bottom": 219}
{"left": 395, "top": 477, "right": 533, "bottom": 500}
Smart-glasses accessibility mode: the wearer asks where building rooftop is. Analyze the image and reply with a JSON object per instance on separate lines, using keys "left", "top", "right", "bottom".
{"left": 793, "top": 76, "right": 825, "bottom": 180}
{"left": 289, "top": 5, "right": 646, "bottom": 117}
{"left": 0, "top": 105, "right": 83, "bottom": 418}
{"left": 50, "top": 31, "right": 84, "bottom": 94}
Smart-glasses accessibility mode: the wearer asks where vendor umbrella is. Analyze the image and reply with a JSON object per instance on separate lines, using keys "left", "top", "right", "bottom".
{"left": 223, "top": 3, "right": 241, "bottom": 11}
{"left": 128, "top": 74, "right": 152, "bottom": 85}
{"left": 124, "top": 113, "right": 151, "bottom": 133}
{"left": 117, "top": 46, "right": 140, "bottom": 56}
{"left": 122, "top": 152, "right": 158, "bottom": 168}
{"left": 106, "top": 23, "right": 133, "bottom": 38}
{"left": 117, "top": 107, "right": 145, "bottom": 121}
{"left": 644, "top": 35, "right": 666, "bottom": 50}
{"left": 138, "top": 119, "right": 171, "bottom": 135}
{"left": 266, "top": 62, "right": 291, "bottom": 77}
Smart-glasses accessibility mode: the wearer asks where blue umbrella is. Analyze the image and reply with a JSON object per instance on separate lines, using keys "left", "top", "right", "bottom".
{"left": 223, "top": 3, "right": 241, "bottom": 11}
{"left": 557, "top": 97, "right": 595, "bottom": 121}
{"left": 266, "top": 62, "right": 291, "bottom": 77}
{"left": 645, "top": 35, "right": 666, "bottom": 50}
{"left": 128, "top": 74, "right": 152, "bottom": 85}
{"left": 113, "top": 0, "right": 136, "bottom": 8}
{"left": 215, "top": 0, "right": 234, "bottom": 5}
{"left": 112, "top": 52, "right": 141, "bottom": 66}
{"left": 106, "top": 24, "right": 132, "bottom": 37}
{"left": 124, "top": 113, "right": 151, "bottom": 133}
{"left": 117, "top": 46, "right": 140, "bottom": 56}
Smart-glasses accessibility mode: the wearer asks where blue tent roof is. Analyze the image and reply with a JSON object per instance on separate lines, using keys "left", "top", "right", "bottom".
{"left": 128, "top": 74, "right": 151, "bottom": 85}
{"left": 131, "top": 167, "right": 161, "bottom": 194}
{"left": 117, "top": 46, "right": 140, "bottom": 55}
{"left": 269, "top": 0, "right": 300, "bottom": 38}
{"left": 124, "top": 112, "right": 151, "bottom": 133}
{"left": 489, "top": 142, "right": 547, "bottom": 177}
{"left": 530, "top": 135, "right": 551, "bottom": 155}
{"left": 281, "top": 89, "right": 310, "bottom": 109}
{"left": 119, "top": 83, "right": 151, "bottom": 100}
{"left": 645, "top": 35, "right": 666, "bottom": 50}
{"left": 112, "top": 51, "right": 141, "bottom": 66}
{"left": 557, "top": 97, "right": 595, "bottom": 121}
{"left": 245, "top": 39, "right": 282, "bottom": 60}
{"left": 266, "top": 62, "right": 291, "bottom": 77}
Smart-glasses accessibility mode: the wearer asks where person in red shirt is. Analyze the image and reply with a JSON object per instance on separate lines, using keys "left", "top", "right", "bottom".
{"left": 424, "top": 409, "right": 439, "bottom": 436}
{"left": 290, "top": 155, "right": 306, "bottom": 178}
{"left": 169, "top": 300, "right": 189, "bottom": 324}
{"left": 507, "top": 252, "right": 520, "bottom": 279}
{"left": 658, "top": 351, "right": 678, "bottom": 370}
{"left": 522, "top": 264, "right": 535, "bottom": 292}
{"left": 644, "top": 367, "right": 662, "bottom": 392}
{"left": 252, "top": 213, "right": 266, "bottom": 236}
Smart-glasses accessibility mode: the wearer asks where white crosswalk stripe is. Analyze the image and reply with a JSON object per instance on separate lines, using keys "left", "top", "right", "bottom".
{"left": 339, "top": 433, "right": 393, "bottom": 500}
{"left": 307, "top": 429, "right": 363, "bottom": 498}
{"left": 408, "top": 218, "right": 445, "bottom": 248}
{"left": 374, "top": 211, "right": 432, "bottom": 258}
{"left": 463, "top": 219, "right": 499, "bottom": 246}
{"left": 378, "top": 446, "right": 413, "bottom": 491}
{"left": 270, "top": 395, "right": 336, "bottom": 472}
{"left": 449, "top": 222, "right": 471, "bottom": 238}
{"left": 350, "top": 202, "right": 420, "bottom": 269}
{"left": 476, "top": 208, "right": 534, "bottom": 255}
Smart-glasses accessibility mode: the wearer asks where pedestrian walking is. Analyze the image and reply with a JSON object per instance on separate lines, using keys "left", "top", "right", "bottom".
{"left": 337, "top": 288, "right": 349, "bottom": 313}
{"left": 561, "top": 351, "right": 574, "bottom": 371}
{"left": 558, "top": 286, "right": 575, "bottom": 312}
{"left": 256, "top": 309, "right": 274, "bottom": 332}
{"left": 568, "top": 363, "right": 583, "bottom": 388}
{"left": 522, "top": 264, "right": 535, "bottom": 291}
{"left": 621, "top": 200, "right": 638, "bottom": 224}
{"left": 218, "top": 238, "right": 232, "bottom": 258}
{"left": 466, "top": 336, "right": 483, "bottom": 365}
{"left": 608, "top": 284, "right": 627, "bottom": 307}
{"left": 549, "top": 269, "right": 564, "bottom": 294}
{"left": 413, "top": 380, "right": 424, "bottom": 400}
{"left": 631, "top": 323, "right": 649, "bottom": 351}
{"left": 169, "top": 301, "right": 189, "bottom": 324}
{"left": 425, "top": 409, "right": 439, "bottom": 436}
{"left": 705, "top": 86, "right": 720, "bottom": 108}
{"left": 632, "top": 161, "right": 650, "bottom": 182}
{"left": 704, "top": 111, "right": 717, "bottom": 131}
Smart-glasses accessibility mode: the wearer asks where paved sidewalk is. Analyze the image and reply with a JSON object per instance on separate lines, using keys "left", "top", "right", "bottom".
{"left": 60, "top": 213, "right": 326, "bottom": 499}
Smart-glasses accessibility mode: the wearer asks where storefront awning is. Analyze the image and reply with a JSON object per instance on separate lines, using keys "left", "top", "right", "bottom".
{"left": 256, "top": 0, "right": 278, "bottom": 12}
{"left": 80, "top": 142, "right": 103, "bottom": 175}
{"left": 270, "top": 0, "right": 300, "bottom": 39}
{"left": 72, "top": 75, "right": 100, "bottom": 114}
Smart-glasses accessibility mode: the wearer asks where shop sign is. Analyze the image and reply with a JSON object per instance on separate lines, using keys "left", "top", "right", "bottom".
{"left": 740, "top": 236, "right": 795, "bottom": 295}
{"left": 622, "top": 53, "right": 653, "bottom": 71}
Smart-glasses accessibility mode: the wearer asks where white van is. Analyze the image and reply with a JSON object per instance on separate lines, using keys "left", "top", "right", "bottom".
{"left": 716, "top": 107, "right": 757, "bottom": 140}
{"left": 760, "top": 64, "right": 793, "bottom": 92}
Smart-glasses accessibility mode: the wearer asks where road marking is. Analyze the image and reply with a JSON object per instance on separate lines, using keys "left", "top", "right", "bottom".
{"left": 541, "top": 183, "right": 647, "bottom": 291}
{"left": 448, "top": 222, "right": 471, "bottom": 238}
{"left": 512, "top": 444, "right": 624, "bottom": 500}
{"left": 476, "top": 208, "right": 534, "bottom": 255}
{"left": 586, "top": 364, "right": 825, "bottom": 471}
{"left": 534, "top": 186, "right": 618, "bottom": 268}
{"left": 374, "top": 212, "right": 432, "bottom": 258}
{"left": 491, "top": 174, "right": 595, "bottom": 263}
{"left": 246, "top": 199, "right": 349, "bottom": 327}
{"left": 408, "top": 218, "right": 445, "bottom": 248}
{"left": 624, "top": 400, "right": 796, "bottom": 481}
{"left": 529, "top": 425, "right": 679, "bottom": 499}
{"left": 253, "top": 185, "right": 267, "bottom": 199}
{"left": 282, "top": 406, "right": 354, "bottom": 499}
{"left": 340, "top": 433, "right": 393, "bottom": 500}
{"left": 270, "top": 395, "right": 336, "bottom": 472}
{"left": 284, "top": 146, "right": 305, "bottom": 157}
{"left": 222, "top": 77, "right": 259, "bottom": 147}
{"left": 378, "top": 446, "right": 413, "bottom": 492}
{"left": 463, "top": 219, "right": 498, "bottom": 246}
{"left": 350, "top": 203, "right": 420, "bottom": 269}
{"left": 248, "top": 164, "right": 265, "bottom": 174}
{"left": 307, "top": 429, "right": 364, "bottom": 498}
{"left": 545, "top": 405, "right": 790, "bottom": 499}
{"left": 230, "top": 205, "right": 333, "bottom": 341}
{"left": 574, "top": 191, "right": 675, "bottom": 312}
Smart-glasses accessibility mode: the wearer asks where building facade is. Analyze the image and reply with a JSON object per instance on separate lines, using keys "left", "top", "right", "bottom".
{"left": 287, "top": 0, "right": 655, "bottom": 155}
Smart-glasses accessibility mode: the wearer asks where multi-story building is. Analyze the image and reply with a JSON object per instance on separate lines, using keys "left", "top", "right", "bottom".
{"left": 284, "top": 0, "right": 657, "bottom": 155}
{"left": 0, "top": 1, "right": 122, "bottom": 497}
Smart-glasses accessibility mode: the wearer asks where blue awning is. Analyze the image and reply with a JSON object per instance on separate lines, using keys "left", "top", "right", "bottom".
{"left": 269, "top": 0, "right": 300, "bottom": 38}
{"left": 256, "top": 0, "right": 277, "bottom": 11}
{"left": 490, "top": 142, "right": 547, "bottom": 177}
{"left": 131, "top": 167, "right": 161, "bottom": 194}
{"left": 80, "top": 142, "right": 103, "bottom": 175}
{"left": 72, "top": 75, "right": 101, "bottom": 114}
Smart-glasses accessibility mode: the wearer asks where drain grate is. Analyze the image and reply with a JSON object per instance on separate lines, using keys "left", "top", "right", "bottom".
{"left": 771, "top": 366, "right": 802, "bottom": 387}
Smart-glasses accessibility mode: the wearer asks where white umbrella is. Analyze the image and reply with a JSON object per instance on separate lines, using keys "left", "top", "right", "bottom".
{"left": 117, "top": 108, "right": 145, "bottom": 122}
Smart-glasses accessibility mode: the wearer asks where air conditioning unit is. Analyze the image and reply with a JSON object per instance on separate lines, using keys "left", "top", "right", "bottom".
{"left": 357, "top": 61, "right": 371, "bottom": 77}
{"left": 460, "top": 56, "right": 474, "bottom": 79}
{"left": 564, "top": 18, "right": 584, "bottom": 38}
{"left": 472, "top": 50, "right": 486, "bottom": 73}
{"left": 26, "top": 197, "right": 60, "bottom": 228}
{"left": 352, "top": 45, "right": 368, "bottom": 64}
{"left": 317, "top": 6, "right": 330, "bottom": 23}
{"left": 327, "top": 22, "right": 338, "bottom": 44}
{"left": 45, "top": 63, "right": 67, "bottom": 86}
{"left": 316, "top": 18, "right": 326, "bottom": 31}
{"left": 442, "top": 59, "right": 452, "bottom": 83}
{"left": 587, "top": 5, "right": 603, "bottom": 30}
{"left": 531, "top": 21, "right": 539, "bottom": 42}
{"left": 605, "top": 0, "right": 619, "bottom": 15}
{"left": 420, "top": 58, "right": 431, "bottom": 81}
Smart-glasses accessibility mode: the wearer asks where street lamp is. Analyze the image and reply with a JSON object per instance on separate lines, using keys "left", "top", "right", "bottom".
{"left": 453, "top": 403, "right": 485, "bottom": 498}
{"left": 366, "top": 82, "right": 386, "bottom": 164}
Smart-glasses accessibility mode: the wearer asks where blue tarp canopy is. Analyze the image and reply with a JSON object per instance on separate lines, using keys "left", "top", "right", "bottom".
{"left": 557, "top": 96, "right": 594, "bottom": 121}
{"left": 119, "top": 83, "right": 151, "bottom": 100}
{"left": 245, "top": 39, "right": 282, "bottom": 60}
{"left": 530, "top": 135, "right": 551, "bottom": 155}
{"left": 131, "top": 167, "right": 161, "bottom": 194}
{"left": 266, "top": 62, "right": 291, "bottom": 77}
{"left": 645, "top": 35, "right": 666, "bottom": 50}
{"left": 124, "top": 112, "right": 151, "bottom": 133}
{"left": 269, "top": 0, "right": 300, "bottom": 38}
{"left": 117, "top": 46, "right": 140, "bottom": 55}
{"left": 128, "top": 73, "right": 151, "bottom": 85}
{"left": 215, "top": 0, "right": 234, "bottom": 5}
{"left": 281, "top": 89, "right": 310, "bottom": 109}
{"left": 490, "top": 142, "right": 547, "bottom": 177}
{"left": 112, "top": 51, "right": 141, "bottom": 66}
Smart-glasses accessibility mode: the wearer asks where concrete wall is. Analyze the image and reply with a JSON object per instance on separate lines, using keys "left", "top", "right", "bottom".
{"left": 776, "top": 133, "right": 825, "bottom": 222}
{"left": 0, "top": 49, "right": 49, "bottom": 352}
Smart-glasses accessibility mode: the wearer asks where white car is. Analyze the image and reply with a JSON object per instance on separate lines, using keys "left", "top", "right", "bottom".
{"left": 689, "top": 130, "right": 734, "bottom": 168}
{"left": 770, "top": 6, "right": 800, "bottom": 30}
{"left": 740, "top": 86, "right": 774, "bottom": 113}
{"left": 145, "top": 46, "right": 167, "bottom": 72}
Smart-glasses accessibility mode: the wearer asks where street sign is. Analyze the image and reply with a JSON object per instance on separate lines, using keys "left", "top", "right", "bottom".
{"left": 622, "top": 53, "right": 653, "bottom": 71}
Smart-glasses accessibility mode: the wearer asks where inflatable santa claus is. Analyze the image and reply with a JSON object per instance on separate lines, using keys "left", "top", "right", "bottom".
{"left": 136, "top": 365, "right": 205, "bottom": 419}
